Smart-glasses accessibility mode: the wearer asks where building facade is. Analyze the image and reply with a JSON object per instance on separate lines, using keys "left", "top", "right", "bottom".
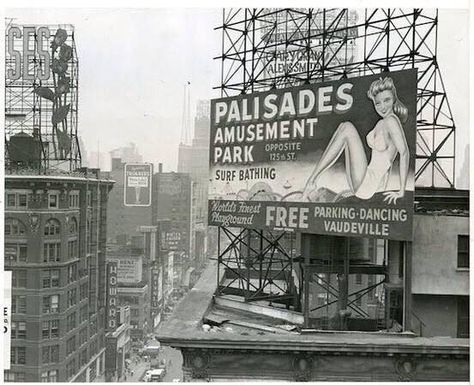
{"left": 4, "top": 169, "right": 114, "bottom": 382}
{"left": 408, "top": 188, "right": 469, "bottom": 337}
{"left": 105, "top": 159, "right": 153, "bottom": 244}
{"left": 116, "top": 284, "right": 149, "bottom": 345}
{"left": 178, "top": 100, "right": 211, "bottom": 267}
{"left": 153, "top": 170, "right": 193, "bottom": 292}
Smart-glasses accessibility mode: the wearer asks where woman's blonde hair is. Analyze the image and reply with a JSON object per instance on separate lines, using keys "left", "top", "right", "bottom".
{"left": 367, "top": 77, "right": 408, "bottom": 123}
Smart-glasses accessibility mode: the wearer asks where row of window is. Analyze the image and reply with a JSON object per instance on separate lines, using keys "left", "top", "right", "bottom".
{"left": 13, "top": 294, "right": 77, "bottom": 315}
{"left": 5, "top": 217, "right": 78, "bottom": 237}
{"left": 6, "top": 191, "right": 80, "bottom": 210}
{"left": 6, "top": 240, "right": 79, "bottom": 264}
{"left": 11, "top": 266, "right": 86, "bottom": 289}
{"left": 41, "top": 309, "right": 89, "bottom": 340}
{"left": 4, "top": 371, "right": 26, "bottom": 382}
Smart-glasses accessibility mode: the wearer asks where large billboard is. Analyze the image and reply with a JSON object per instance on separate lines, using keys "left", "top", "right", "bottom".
{"left": 208, "top": 70, "right": 416, "bottom": 241}
{"left": 124, "top": 163, "right": 152, "bottom": 206}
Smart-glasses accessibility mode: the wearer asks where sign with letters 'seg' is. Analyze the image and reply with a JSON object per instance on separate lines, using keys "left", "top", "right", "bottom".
{"left": 208, "top": 70, "right": 416, "bottom": 241}
{"left": 124, "top": 163, "right": 152, "bottom": 207}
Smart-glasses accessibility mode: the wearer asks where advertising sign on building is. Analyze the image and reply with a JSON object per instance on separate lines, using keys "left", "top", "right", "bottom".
{"left": 259, "top": 11, "right": 358, "bottom": 85}
{"left": 106, "top": 262, "right": 118, "bottom": 332}
{"left": 150, "top": 266, "right": 162, "bottom": 309}
{"left": 112, "top": 256, "right": 143, "bottom": 284}
{"left": 161, "top": 231, "right": 182, "bottom": 251}
{"left": 124, "top": 163, "right": 152, "bottom": 207}
{"left": 6, "top": 25, "right": 53, "bottom": 81}
{"left": 208, "top": 70, "right": 416, "bottom": 240}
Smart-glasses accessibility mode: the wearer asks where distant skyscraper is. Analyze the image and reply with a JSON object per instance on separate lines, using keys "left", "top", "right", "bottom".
{"left": 177, "top": 100, "right": 210, "bottom": 265}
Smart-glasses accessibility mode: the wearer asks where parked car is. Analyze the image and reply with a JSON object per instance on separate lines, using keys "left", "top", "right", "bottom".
{"left": 149, "top": 368, "right": 166, "bottom": 382}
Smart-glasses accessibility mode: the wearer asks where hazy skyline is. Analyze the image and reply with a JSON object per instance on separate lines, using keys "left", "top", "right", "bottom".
{"left": 4, "top": 7, "right": 470, "bottom": 188}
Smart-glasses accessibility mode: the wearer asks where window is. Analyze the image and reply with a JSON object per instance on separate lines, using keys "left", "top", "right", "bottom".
{"left": 80, "top": 348, "right": 88, "bottom": 367}
{"left": 43, "top": 295, "right": 59, "bottom": 314}
{"left": 68, "top": 264, "right": 77, "bottom": 283}
{"left": 11, "top": 321, "right": 26, "bottom": 339}
{"left": 355, "top": 274, "right": 362, "bottom": 285}
{"left": 79, "top": 305, "right": 88, "bottom": 323}
{"left": 67, "top": 289, "right": 77, "bottom": 308}
{"left": 69, "top": 192, "right": 80, "bottom": 208}
{"left": 69, "top": 217, "right": 78, "bottom": 233}
{"left": 79, "top": 328, "right": 88, "bottom": 346}
{"left": 10, "top": 347, "right": 26, "bottom": 365}
{"left": 42, "top": 320, "right": 60, "bottom": 339}
{"left": 43, "top": 242, "right": 61, "bottom": 262}
{"left": 5, "top": 192, "right": 28, "bottom": 209}
{"left": 48, "top": 193, "right": 59, "bottom": 209}
{"left": 18, "top": 194, "right": 27, "bottom": 207}
{"left": 66, "top": 358, "right": 76, "bottom": 379}
{"left": 67, "top": 312, "right": 77, "bottom": 331}
{"left": 68, "top": 240, "right": 78, "bottom": 260}
{"left": 12, "top": 270, "right": 27, "bottom": 288}
{"left": 89, "top": 338, "right": 98, "bottom": 357}
{"left": 4, "top": 371, "right": 25, "bottom": 382}
{"left": 90, "top": 318, "right": 97, "bottom": 336}
{"left": 44, "top": 219, "right": 61, "bottom": 236}
{"left": 5, "top": 218, "right": 26, "bottom": 236}
{"left": 42, "top": 345, "right": 59, "bottom": 363}
{"left": 457, "top": 235, "right": 469, "bottom": 268}
{"left": 12, "top": 296, "right": 26, "bottom": 314}
{"left": 66, "top": 335, "right": 76, "bottom": 356}
{"left": 42, "top": 270, "right": 60, "bottom": 288}
{"left": 5, "top": 243, "right": 27, "bottom": 264}
{"left": 131, "top": 308, "right": 139, "bottom": 317}
{"left": 79, "top": 283, "right": 88, "bottom": 301}
{"left": 41, "top": 369, "right": 57, "bottom": 382}
{"left": 6, "top": 193, "right": 16, "bottom": 207}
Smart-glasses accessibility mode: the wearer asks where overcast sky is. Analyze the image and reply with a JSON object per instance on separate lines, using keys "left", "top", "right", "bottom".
{"left": 4, "top": 6, "right": 470, "bottom": 187}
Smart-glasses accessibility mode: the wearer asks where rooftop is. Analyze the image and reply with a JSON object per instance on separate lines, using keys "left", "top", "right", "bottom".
{"left": 5, "top": 166, "right": 114, "bottom": 183}
{"left": 157, "top": 261, "right": 468, "bottom": 355}
{"left": 414, "top": 187, "right": 469, "bottom": 215}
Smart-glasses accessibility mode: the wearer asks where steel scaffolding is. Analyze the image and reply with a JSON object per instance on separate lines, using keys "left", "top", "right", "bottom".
{"left": 215, "top": 8, "right": 455, "bottom": 188}
{"left": 5, "top": 23, "right": 81, "bottom": 173}
{"left": 214, "top": 8, "right": 456, "bottom": 329}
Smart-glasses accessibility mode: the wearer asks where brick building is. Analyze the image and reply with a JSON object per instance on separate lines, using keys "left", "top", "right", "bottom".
{"left": 4, "top": 169, "right": 114, "bottom": 382}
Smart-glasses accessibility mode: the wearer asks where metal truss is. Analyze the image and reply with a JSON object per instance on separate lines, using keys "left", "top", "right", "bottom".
{"left": 216, "top": 227, "right": 298, "bottom": 307}
{"left": 216, "top": 8, "right": 456, "bottom": 188}
{"left": 5, "top": 23, "right": 81, "bottom": 173}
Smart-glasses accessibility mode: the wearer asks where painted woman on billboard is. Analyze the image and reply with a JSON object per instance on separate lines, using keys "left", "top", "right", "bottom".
{"left": 302, "top": 77, "right": 409, "bottom": 205}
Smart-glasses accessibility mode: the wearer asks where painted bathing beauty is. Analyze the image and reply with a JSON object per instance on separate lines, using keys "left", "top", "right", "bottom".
{"left": 302, "top": 77, "right": 410, "bottom": 204}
